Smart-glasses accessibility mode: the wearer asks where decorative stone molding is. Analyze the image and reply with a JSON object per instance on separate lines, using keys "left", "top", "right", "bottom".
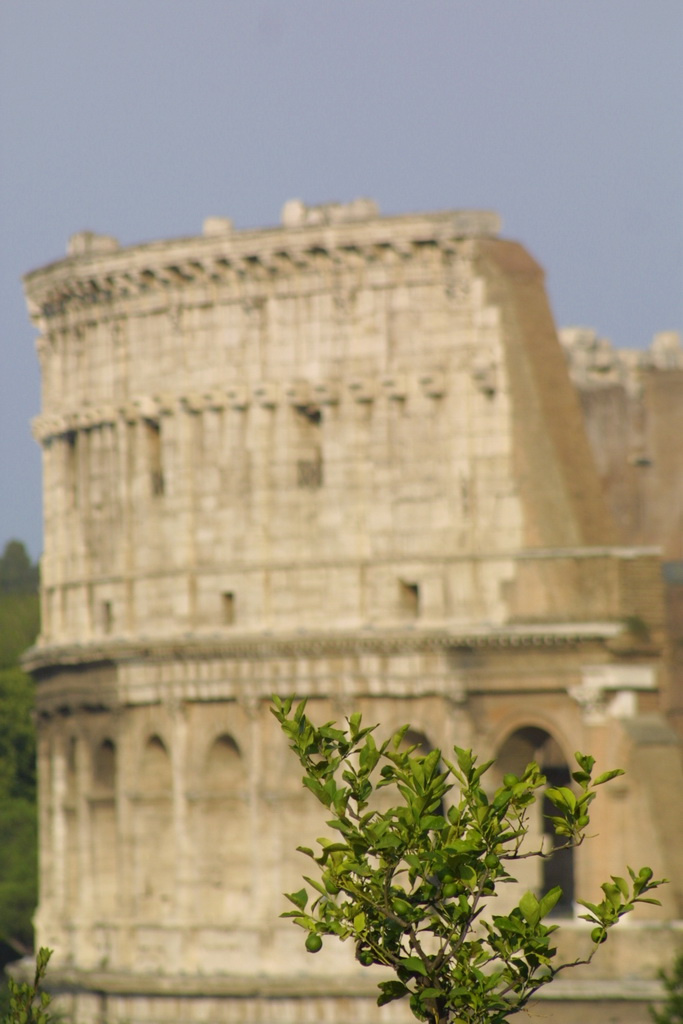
{"left": 252, "top": 382, "right": 278, "bottom": 408}
{"left": 380, "top": 374, "right": 408, "bottom": 400}
{"left": 284, "top": 381, "right": 312, "bottom": 407}
{"left": 67, "top": 231, "right": 120, "bottom": 257}
{"left": 347, "top": 378, "right": 375, "bottom": 403}
{"left": 26, "top": 368, "right": 482, "bottom": 438}
{"left": 180, "top": 393, "right": 205, "bottom": 414}
{"left": 569, "top": 663, "right": 657, "bottom": 725}
{"left": 24, "top": 623, "right": 623, "bottom": 677}
{"left": 24, "top": 206, "right": 501, "bottom": 323}
{"left": 471, "top": 352, "right": 498, "bottom": 397}
{"left": 311, "top": 381, "right": 339, "bottom": 405}
{"left": 281, "top": 197, "right": 380, "bottom": 228}
{"left": 560, "top": 326, "right": 683, "bottom": 395}
{"left": 419, "top": 371, "right": 446, "bottom": 398}
{"left": 202, "top": 217, "right": 234, "bottom": 237}
{"left": 226, "top": 385, "right": 249, "bottom": 410}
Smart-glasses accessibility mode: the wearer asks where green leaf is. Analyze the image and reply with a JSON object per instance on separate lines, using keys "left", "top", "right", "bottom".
{"left": 459, "top": 863, "right": 478, "bottom": 888}
{"left": 546, "top": 786, "right": 577, "bottom": 812}
{"left": 359, "top": 735, "right": 380, "bottom": 773}
{"left": 303, "top": 875, "right": 328, "bottom": 897}
{"left": 611, "top": 875, "right": 629, "bottom": 898}
{"left": 348, "top": 712, "right": 362, "bottom": 735}
{"left": 272, "top": 698, "right": 668, "bottom": 1023}
{"left": 594, "top": 769, "right": 625, "bottom": 786}
{"left": 377, "top": 981, "right": 409, "bottom": 1007}
{"left": 302, "top": 776, "right": 324, "bottom": 800}
{"left": 574, "top": 752, "right": 595, "bottom": 774}
{"left": 400, "top": 955, "right": 428, "bottom": 977}
{"left": 285, "top": 888, "right": 308, "bottom": 910}
{"left": 519, "top": 891, "right": 540, "bottom": 925}
{"left": 539, "top": 886, "right": 563, "bottom": 918}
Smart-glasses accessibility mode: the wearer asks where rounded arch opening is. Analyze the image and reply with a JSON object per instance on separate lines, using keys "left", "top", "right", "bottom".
{"left": 496, "top": 726, "right": 567, "bottom": 778}
{"left": 496, "top": 726, "right": 574, "bottom": 917}
{"left": 140, "top": 734, "right": 172, "bottom": 793}
{"left": 204, "top": 733, "right": 243, "bottom": 792}
{"left": 401, "top": 729, "right": 434, "bottom": 755}
{"left": 191, "top": 732, "right": 249, "bottom": 922}
{"left": 133, "top": 735, "right": 174, "bottom": 919}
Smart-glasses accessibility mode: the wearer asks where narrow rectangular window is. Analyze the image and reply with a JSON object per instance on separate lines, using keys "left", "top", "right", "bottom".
{"left": 145, "top": 420, "right": 164, "bottom": 496}
{"left": 102, "top": 600, "right": 113, "bottom": 634}
{"left": 297, "top": 458, "right": 323, "bottom": 489}
{"left": 65, "top": 431, "right": 79, "bottom": 508}
{"left": 294, "top": 406, "right": 323, "bottom": 489}
{"left": 399, "top": 580, "right": 420, "bottom": 618}
{"left": 222, "top": 592, "right": 235, "bottom": 625}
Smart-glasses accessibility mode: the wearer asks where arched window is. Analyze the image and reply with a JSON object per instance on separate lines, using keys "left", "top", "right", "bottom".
{"left": 190, "top": 732, "right": 249, "bottom": 923}
{"left": 133, "top": 735, "right": 173, "bottom": 920}
{"left": 402, "top": 729, "right": 432, "bottom": 755}
{"left": 204, "top": 734, "right": 242, "bottom": 792}
{"left": 63, "top": 735, "right": 79, "bottom": 911}
{"left": 140, "top": 734, "right": 172, "bottom": 792}
{"left": 496, "top": 727, "right": 574, "bottom": 916}
{"left": 91, "top": 739, "right": 118, "bottom": 916}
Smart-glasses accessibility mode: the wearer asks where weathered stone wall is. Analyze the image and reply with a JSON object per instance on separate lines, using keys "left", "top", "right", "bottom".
{"left": 561, "top": 327, "right": 683, "bottom": 560}
{"left": 561, "top": 327, "right": 683, "bottom": 731}
{"left": 23, "top": 202, "right": 683, "bottom": 1023}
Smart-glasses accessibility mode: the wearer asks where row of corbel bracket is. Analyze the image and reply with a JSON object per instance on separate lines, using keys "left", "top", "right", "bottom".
{"left": 32, "top": 372, "right": 451, "bottom": 439}
{"left": 31, "top": 238, "right": 466, "bottom": 319}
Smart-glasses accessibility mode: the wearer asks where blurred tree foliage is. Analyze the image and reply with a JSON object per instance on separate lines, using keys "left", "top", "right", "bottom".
{"left": 0, "top": 542, "right": 39, "bottom": 596}
{"left": 0, "top": 542, "right": 39, "bottom": 972}
{"left": 651, "top": 952, "right": 683, "bottom": 1023}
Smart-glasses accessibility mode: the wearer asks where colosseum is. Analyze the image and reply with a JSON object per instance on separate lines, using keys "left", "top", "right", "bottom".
{"left": 22, "top": 199, "right": 683, "bottom": 1023}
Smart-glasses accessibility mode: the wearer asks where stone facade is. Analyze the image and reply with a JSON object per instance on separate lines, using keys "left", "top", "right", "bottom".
{"left": 561, "top": 327, "right": 683, "bottom": 735}
{"left": 561, "top": 326, "right": 683, "bottom": 561}
{"left": 23, "top": 201, "right": 683, "bottom": 1023}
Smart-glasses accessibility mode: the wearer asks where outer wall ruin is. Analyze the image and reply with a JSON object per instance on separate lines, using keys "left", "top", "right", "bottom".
{"left": 22, "top": 201, "right": 683, "bottom": 1023}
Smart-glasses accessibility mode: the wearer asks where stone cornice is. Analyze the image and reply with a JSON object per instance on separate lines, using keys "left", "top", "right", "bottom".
{"left": 30, "top": 371, "right": 457, "bottom": 440}
{"left": 22, "top": 622, "right": 623, "bottom": 675}
{"left": 11, "top": 963, "right": 392, "bottom": 999}
{"left": 23, "top": 208, "right": 500, "bottom": 321}
{"left": 9, "top": 961, "right": 668, "bottom": 1003}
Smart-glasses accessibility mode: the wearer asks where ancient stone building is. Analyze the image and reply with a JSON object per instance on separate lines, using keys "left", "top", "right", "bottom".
{"left": 23, "top": 201, "right": 683, "bottom": 1023}
{"left": 561, "top": 326, "right": 683, "bottom": 562}
{"left": 561, "top": 327, "right": 683, "bottom": 735}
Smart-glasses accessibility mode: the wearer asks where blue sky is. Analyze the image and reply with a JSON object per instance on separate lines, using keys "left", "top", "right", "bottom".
{"left": 1, "top": 1, "right": 681, "bottom": 559}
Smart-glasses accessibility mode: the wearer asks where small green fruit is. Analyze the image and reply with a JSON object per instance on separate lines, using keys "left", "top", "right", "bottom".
{"left": 305, "top": 932, "right": 323, "bottom": 953}
{"left": 484, "top": 853, "right": 499, "bottom": 870}
{"left": 393, "top": 898, "right": 412, "bottom": 918}
{"left": 591, "top": 927, "right": 607, "bottom": 944}
{"left": 442, "top": 882, "right": 459, "bottom": 898}
{"left": 504, "top": 773, "right": 518, "bottom": 787}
